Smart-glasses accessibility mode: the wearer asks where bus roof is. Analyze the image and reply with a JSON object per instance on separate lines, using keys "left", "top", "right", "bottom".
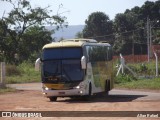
{"left": 42, "top": 39, "right": 111, "bottom": 49}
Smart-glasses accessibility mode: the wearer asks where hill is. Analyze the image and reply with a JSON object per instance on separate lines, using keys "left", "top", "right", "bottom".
{"left": 46, "top": 25, "right": 84, "bottom": 41}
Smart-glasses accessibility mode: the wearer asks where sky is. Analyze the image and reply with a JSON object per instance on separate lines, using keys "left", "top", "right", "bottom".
{"left": 0, "top": 0, "right": 158, "bottom": 25}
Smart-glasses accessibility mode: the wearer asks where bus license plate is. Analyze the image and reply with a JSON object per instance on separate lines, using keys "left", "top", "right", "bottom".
{"left": 59, "top": 92, "right": 65, "bottom": 95}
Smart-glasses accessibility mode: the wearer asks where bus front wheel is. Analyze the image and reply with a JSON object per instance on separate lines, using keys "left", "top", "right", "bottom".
{"left": 88, "top": 83, "right": 92, "bottom": 97}
{"left": 49, "top": 97, "right": 57, "bottom": 102}
{"left": 84, "top": 83, "right": 92, "bottom": 100}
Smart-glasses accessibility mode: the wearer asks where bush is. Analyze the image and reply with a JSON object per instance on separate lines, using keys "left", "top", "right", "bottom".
{"left": 18, "top": 61, "right": 33, "bottom": 74}
{"left": 115, "top": 73, "right": 137, "bottom": 84}
{"left": 6, "top": 61, "right": 41, "bottom": 84}
{"left": 6, "top": 65, "right": 21, "bottom": 76}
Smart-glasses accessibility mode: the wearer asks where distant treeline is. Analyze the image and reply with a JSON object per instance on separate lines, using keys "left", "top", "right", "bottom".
{"left": 81, "top": 0, "right": 160, "bottom": 55}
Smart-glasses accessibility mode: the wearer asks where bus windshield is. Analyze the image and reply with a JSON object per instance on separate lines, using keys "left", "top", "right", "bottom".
{"left": 42, "top": 48, "right": 84, "bottom": 83}
{"left": 42, "top": 48, "right": 82, "bottom": 60}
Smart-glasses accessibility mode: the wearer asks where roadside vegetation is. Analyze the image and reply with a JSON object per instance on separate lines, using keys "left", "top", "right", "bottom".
{"left": 115, "top": 78, "right": 160, "bottom": 90}
{"left": 5, "top": 62, "right": 40, "bottom": 84}
{"left": 114, "top": 61, "right": 160, "bottom": 90}
{"left": 115, "top": 74, "right": 160, "bottom": 90}
{"left": 0, "top": 86, "right": 16, "bottom": 94}
{"left": 2, "top": 61, "right": 160, "bottom": 91}
{"left": 0, "top": 61, "right": 40, "bottom": 94}
{"left": 0, "top": 61, "right": 159, "bottom": 95}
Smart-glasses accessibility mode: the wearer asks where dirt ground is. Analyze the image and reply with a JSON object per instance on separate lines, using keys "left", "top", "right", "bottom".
{"left": 0, "top": 83, "right": 160, "bottom": 120}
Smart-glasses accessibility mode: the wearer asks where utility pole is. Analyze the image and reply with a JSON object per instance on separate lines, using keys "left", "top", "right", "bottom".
{"left": 132, "top": 31, "right": 134, "bottom": 57}
{"left": 149, "top": 20, "right": 152, "bottom": 59}
{"left": 0, "top": 62, "right": 5, "bottom": 87}
{"left": 147, "top": 18, "right": 159, "bottom": 62}
{"left": 147, "top": 17, "right": 150, "bottom": 62}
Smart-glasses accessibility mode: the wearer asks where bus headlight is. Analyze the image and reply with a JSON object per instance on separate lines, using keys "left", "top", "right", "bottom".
{"left": 74, "top": 85, "right": 84, "bottom": 89}
{"left": 76, "top": 86, "right": 80, "bottom": 89}
{"left": 45, "top": 87, "right": 51, "bottom": 90}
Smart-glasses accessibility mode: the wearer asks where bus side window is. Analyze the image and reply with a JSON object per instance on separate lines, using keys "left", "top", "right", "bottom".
{"left": 88, "top": 46, "right": 97, "bottom": 62}
{"left": 86, "top": 46, "right": 94, "bottom": 62}
{"left": 108, "top": 46, "right": 112, "bottom": 61}
{"left": 105, "top": 46, "right": 108, "bottom": 61}
{"left": 89, "top": 46, "right": 94, "bottom": 62}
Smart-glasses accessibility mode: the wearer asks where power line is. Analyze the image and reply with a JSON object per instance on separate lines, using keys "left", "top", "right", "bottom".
{"left": 86, "top": 27, "right": 145, "bottom": 39}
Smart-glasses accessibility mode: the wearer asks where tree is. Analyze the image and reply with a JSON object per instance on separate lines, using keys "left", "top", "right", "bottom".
{"left": 114, "top": 11, "right": 138, "bottom": 32}
{"left": 0, "top": 20, "right": 9, "bottom": 61}
{"left": 140, "top": 1, "right": 155, "bottom": 21}
{"left": 19, "top": 26, "right": 53, "bottom": 62}
{"left": 0, "top": 0, "right": 67, "bottom": 63}
{"left": 113, "top": 0, "right": 160, "bottom": 55}
{"left": 83, "top": 12, "right": 113, "bottom": 42}
{"left": 75, "top": 31, "right": 83, "bottom": 38}
{"left": 113, "top": 12, "right": 139, "bottom": 55}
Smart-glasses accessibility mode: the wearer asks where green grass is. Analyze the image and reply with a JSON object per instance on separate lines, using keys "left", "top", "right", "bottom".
{"left": 114, "top": 60, "right": 160, "bottom": 90}
{"left": 0, "top": 86, "right": 16, "bottom": 94}
{"left": 115, "top": 77, "right": 160, "bottom": 90}
{"left": 127, "top": 61, "right": 160, "bottom": 76}
{"left": 0, "top": 62, "right": 40, "bottom": 94}
{"left": 6, "top": 73, "right": 41, "bottom": 84}
{"left": 5, "top": 62, "right": 41, "bottom": 84}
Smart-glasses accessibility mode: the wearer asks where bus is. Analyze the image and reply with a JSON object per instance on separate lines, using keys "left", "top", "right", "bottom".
{"left": 36, "top": 39, "right": 114, "bottom": 101}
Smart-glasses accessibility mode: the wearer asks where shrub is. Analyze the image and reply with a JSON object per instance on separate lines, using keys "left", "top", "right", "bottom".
{"left": 6, "top": 65, "right": 21, "bottom": 76}
{"left": 115, "top": 73, "right": 137, "bottom": 84}
{"left": 17, "top": 61, "right": 36, "bottom": 76}
{"left": 6, "top": 61, "right": 40, "bottom": 84}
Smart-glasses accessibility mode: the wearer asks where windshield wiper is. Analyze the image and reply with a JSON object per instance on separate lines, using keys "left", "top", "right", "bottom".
{"left": 44, "top": 61, "right": 60, "bottom": 77}
{"left": 62, "top": 67, "right": 72, "bottom": 82}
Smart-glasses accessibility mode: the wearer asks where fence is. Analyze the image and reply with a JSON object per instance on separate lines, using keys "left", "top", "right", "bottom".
{"left": 152, "top": 45, "right": 160, "bottom": 57}
{"left": 113, "top": 54, "right": 148, "bottom": 63}
{"left": 114, "top": 54, "right": 160, "bottom": 78}
{"left": 0, "top": 62, "right": 5, "bottom": 87}
{"left": 113, "top": 45, "right": 160, "bottom": 63}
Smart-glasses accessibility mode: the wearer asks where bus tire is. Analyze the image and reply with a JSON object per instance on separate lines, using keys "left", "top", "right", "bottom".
{"left": 105, "top": 80, "right": 110, "bottom": 95}
{"left": 88, "top": 83, "right": 92, "bottom": 97}
{"left": 49, "top": 97, "right": 57, "bottom": 102}
{"left": 84, "top": 83, "right": 92, "bottom": 100}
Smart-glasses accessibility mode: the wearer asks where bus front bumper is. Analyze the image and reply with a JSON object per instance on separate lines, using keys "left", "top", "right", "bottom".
{"left": 42, "top": 88, "right": 87, "bottom": 97}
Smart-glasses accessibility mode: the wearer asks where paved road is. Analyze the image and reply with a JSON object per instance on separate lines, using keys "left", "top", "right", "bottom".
{"left": 7, "top": 83, "right": 160, "bottom": 101}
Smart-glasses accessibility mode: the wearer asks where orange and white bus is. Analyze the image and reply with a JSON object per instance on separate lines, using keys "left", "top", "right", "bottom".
{"left": 36, "top": 39, "right": 114, "bottom": 101}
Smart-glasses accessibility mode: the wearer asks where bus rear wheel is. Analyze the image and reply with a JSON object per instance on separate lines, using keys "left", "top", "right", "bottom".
{"left": 49, "top": 97, "right": 57, "bottom": 102}
{"left": 105, "top": 80, "right": 110, "bottom": 95}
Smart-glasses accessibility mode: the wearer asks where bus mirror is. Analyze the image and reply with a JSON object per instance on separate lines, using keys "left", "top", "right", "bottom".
{"left": 35, "top": 58, "right": 41, "bottom": 71}
{"left": 81, "top": 56, "right": 86, "bottom": 69}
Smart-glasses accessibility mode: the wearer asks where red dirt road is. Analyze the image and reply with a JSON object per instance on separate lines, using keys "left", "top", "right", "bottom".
{"left": 0, "top": 83, "right": 160, "bottom": 120}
